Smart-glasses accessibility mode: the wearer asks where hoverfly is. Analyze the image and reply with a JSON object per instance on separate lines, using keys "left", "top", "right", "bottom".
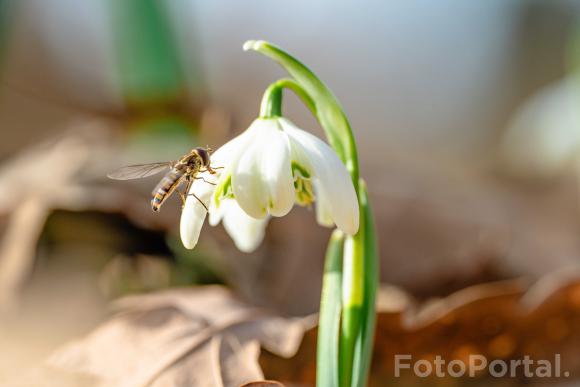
{"left": 107, "top": 147, "right": 219, "bottom": 212}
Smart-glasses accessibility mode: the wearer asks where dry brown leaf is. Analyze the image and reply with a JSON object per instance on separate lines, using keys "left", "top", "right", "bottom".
{"left": 0, "top": 118, "right": 202, "bottom": 309}
{"left": 240, "top": 381, "right": 285, "bottom": 387}
{"left": 261, "top": 269, "right": 580, "bottom": 386}
{"left": 49, "top": 286, "right": 315, "bottom": 387}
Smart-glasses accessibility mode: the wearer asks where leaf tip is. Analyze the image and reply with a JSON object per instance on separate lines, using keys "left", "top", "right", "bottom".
{"left": 243, "top": 39, "right": 265, "bottom": 52}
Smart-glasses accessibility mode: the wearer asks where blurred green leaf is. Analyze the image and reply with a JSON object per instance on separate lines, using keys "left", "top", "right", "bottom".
{"left": 0, "top": 0, "right": 14, "bottom": 69}
{"left": 108, "top": 0, "right": 183, "bottom": 106}
{"left": 125, "top": 115, "right": 198, "bottom": 161}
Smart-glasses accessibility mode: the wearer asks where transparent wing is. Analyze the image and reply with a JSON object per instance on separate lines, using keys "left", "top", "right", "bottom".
{"left": 107, "top": 162, "right": 173, "bottom": 180}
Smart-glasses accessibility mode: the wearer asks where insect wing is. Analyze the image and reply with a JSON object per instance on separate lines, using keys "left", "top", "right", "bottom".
{"left": 107, "top": 162, "right": 172, "bottom": 180}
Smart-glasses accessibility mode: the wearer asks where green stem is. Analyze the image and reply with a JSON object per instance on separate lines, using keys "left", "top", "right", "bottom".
{"left": 340, "top": 232, "right": 365, "bottom": 387}
{"left": 317, "top": 230, "right": 345, "bottom": 387}
{"left": 260, "top": 78, "right": 317, "bottom": 119}
{"left": 244, "top": 40, "right": 359, "bottom": 189}
{"left": 259, "top": 82, "right": 283, "bottom": 118}
{"left": 356, "top": 182, "right": 379, "bottom": 386}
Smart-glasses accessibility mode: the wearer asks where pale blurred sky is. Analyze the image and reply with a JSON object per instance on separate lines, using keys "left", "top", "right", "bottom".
{"left": 4, "top": 1, "right": 580, "bottom": 163}
{"left": 189, "top": 1, "right": 521, "bottom": 158}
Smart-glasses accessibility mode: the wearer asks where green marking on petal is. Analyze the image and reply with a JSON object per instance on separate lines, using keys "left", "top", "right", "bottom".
{"left": 291, "top": 161, "right": 311, "bottom": 179}
{"left": 296, "top": 179, "right": 315, "bottom": 206}
{"left": 291, "top": 161, "right": 314, "bottom": 206}
{"left": 213, "top": 174, "right": 234, "bottom": 207}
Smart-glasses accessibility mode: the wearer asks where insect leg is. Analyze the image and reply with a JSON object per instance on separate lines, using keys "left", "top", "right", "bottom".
{"left": 187, "top": 192, "right": 209, "bottom": 212}
{"left": 194, "top": 176, "right": 217, "bottom": 185}
{"left": 178, "top": 178, "right": 209, "bottom": 212}
{"left": 177, "top": 178, "right": 193, "bottom": 207}
{"left": 203, "top": 166, "right": 224, "bottom": 174}
{"left": 177, "top": 191, "right": 186, "bottom": 206}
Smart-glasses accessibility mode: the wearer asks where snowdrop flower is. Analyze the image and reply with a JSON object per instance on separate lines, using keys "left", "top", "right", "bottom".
{"left": 180, "top": 117, "right": 359, "bottom": 252}
{"left": 499, "top": 77, "right": 580, "bottom": 179}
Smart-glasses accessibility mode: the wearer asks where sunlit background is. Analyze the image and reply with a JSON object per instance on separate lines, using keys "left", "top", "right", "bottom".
{"left": 1, "top": 1, "right": 580, "bottom": 386}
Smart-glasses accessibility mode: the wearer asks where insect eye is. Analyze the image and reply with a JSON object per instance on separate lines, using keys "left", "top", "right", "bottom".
{"left": 195, "top": 148, "right": 210, "bottom": 166}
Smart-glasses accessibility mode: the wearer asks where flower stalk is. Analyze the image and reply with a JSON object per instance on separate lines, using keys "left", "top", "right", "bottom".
{"left": 259, "top": 78, "right": 317, "bottom": 118}
{"left": 318, "top": 230, "right": 344, "bottom": 387}
{"left": 259, "top": 81, "right": 283, "bottom": 118}
{"left": 244, "top": 40, "right": 359, "bottom": 188}
{"left": 245, "top": 40, "right": 379, "bottom": 387}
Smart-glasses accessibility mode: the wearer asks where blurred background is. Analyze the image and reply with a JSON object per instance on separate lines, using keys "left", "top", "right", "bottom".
{"left": 1, "top": 0, "right": 580, "bottom": 386}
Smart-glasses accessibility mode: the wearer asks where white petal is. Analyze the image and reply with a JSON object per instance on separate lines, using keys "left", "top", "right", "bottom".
{"left": 313, "top": 180, "right": 334, "bottom": 227}
{"left": 281, "top": 118, "right": 360, "bottom": 235}
{"left": 220, "top": 200, "right": 269, "bottom": 253}
{"left": 208, "top": 197, "right": 225, "bottom": 226}
{"left": 499, "top": 77, "right": 580, "bottom": 178}
{"left": 180, "top": 131, "right": 246, "bottom": 250}
{"left": 232, "top": 119, "right": 294, "bottom": 218}
{"left": 179, "top": 172, "right": 216, "bottom": 249}
{"left": 207, "top": 125, "right": 258, "bottom": 215}
{"left": 210, "top": 126, "right": 254, "bottom": 175}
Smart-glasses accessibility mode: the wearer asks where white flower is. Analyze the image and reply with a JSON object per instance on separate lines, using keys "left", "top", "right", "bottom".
{"left": 179, "top": 132, "right": 267, "bottom": 252}
{"left": 499, "top": 77, "right": 580, "bottom": 179}
{"left": 180, "top": 117, "right": 359, "bottom": 251}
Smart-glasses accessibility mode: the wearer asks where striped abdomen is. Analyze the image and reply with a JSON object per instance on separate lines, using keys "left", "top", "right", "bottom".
{"left": 151, "top": 168, "right": 185, "bottom": 211}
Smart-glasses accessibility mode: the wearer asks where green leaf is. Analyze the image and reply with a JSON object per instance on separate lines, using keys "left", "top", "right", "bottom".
{"left": 353, "top": 181, "right": 379, "bottom": 387}
{"left": 108, "top": 0, "right": 183, "bottom": 105}
{"left": 0, "top": 0, "right": 14, "bottom": 67}
{"left": 340, "top": 182, "right": 378, "bottom": 387}
{"left": 317, "top": 230, "right": 344, "bottom": 387}
{"left": 340, "top": 304, "right": 362, "bottom": 387}
{"left": 340, "top": 206, "right": 365, "bottom": 387}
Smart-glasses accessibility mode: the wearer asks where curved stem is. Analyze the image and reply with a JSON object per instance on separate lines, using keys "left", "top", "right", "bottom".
{"left": 260, "top": 78, "right": 317, "bottom": 118}
{"left": 259, "top": 82, "right": 283, "bottom": 118}
{"left": 244, "top": 40, "right": 359, "bottom": 189}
